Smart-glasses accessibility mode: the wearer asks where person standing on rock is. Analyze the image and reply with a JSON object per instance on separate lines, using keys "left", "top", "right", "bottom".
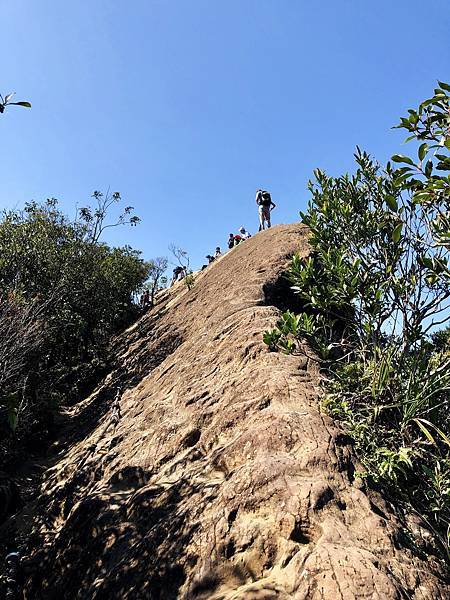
{"left": 256, "top": 189, "right": 276, "bottom": 231}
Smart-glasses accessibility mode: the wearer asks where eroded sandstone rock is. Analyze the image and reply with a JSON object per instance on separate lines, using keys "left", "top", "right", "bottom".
{"left": 22, "top": 224, "right": 448, "bottom": 599}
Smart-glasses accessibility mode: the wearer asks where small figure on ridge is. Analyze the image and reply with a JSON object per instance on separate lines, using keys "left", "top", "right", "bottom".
{"left": 171, "top": 266, "right": 185, "bottom": 286}
{"left": 238, "top": 226, "right": 251, "bottom": 240}
{"left": 255, "top": 189, "right": 276, "bottom": 231}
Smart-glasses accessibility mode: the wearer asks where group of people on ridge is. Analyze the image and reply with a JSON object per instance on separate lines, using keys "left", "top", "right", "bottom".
{"left": 228, "top": 226, "right": 251, "bottom": 249}
{"left": 227, "top": 189, "right": 276, "bottom": 246}
{"left": 171, "top": 188, "right": 276, "bottom": 283}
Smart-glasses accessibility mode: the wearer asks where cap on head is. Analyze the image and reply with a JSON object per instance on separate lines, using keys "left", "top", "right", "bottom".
{"left": 239, "top": 227, "right": 245, "bottom": 232}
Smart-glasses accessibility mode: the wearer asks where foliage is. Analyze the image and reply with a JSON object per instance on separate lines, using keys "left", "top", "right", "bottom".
{"left": 0, "top": 295, "right": 46, "bottom": 434}
{"left": 264, "top": 82, "right": 450, "bottom": 561}
{"left": 78, "top": 190, "right": 140, "bottom": 243}
{"left": 183, "top": 272, "right": 195, "bottom": 290}
{"left": 0, "top": 196, "right": 147, "bottom": 461}
{"left": 144, "top": 257, "right": 168, "bottom": 305}
{"left": 169, "top": 244, "right": 195, "bottom": 290}
{"left": 0, "top": 92, "right": 31, "bottom": 114}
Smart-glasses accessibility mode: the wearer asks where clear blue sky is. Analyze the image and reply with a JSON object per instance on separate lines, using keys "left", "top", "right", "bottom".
{"left": 1, "top": 0, "right": 449, "bottom": 270}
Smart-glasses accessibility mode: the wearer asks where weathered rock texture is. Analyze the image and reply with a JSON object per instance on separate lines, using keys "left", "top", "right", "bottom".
{"left": 22, "top": 224, "right": 448, "bottom": 598}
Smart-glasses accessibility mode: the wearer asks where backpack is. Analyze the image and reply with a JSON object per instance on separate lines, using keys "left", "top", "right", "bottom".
{"left": 260, "top": 191, "right": 272, "bottom": 206}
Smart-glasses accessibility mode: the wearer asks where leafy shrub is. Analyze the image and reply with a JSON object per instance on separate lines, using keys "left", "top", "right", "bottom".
{"left": 0, "top": 197, "right": 148, "bottom": 462}
{"left": 184, "top": 272, "right": 195, "bottom": 290}
{"left": 264, "top": 82, "right": 450, "bottom": 561}
{"left": 0, "top": 295, "right": 46, "bottom": 435}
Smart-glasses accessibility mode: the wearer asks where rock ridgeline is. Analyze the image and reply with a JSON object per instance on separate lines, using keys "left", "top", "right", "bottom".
{"left": 8, "top": 224, "right": 449, "bottom": 598}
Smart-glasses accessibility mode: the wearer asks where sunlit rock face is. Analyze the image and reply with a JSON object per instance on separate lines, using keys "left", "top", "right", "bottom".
{"left": 22, "top": 224, "right": 449, "bottom": 599}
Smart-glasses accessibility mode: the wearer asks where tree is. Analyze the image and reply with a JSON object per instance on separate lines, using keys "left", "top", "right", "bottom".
{"left": 0, "top": 196, "right": 147, "bottom": 461}
{"left": 264, "top": 81, "right": 450, "bottom": 561}
{"left": 78, "top": 190, "right": 141, "bottom": 243}
{"left": 0, "top": 295, "right": 46, "bottom": 434}
{"left": 145, "top": 257, "right": 168, "bottom": 306}
{"left": 169, "top": 244, "right": 194, "bottom": 289}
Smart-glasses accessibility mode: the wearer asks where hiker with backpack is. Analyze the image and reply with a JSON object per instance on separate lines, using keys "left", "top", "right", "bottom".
{"left": 255, "top": 189, "right": 276, "bottom": 231}
{"left": 171, "top": 266, "right": 185, "bottom": 286}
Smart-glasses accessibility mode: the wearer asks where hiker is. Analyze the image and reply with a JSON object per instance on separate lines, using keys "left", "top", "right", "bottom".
{"left": 255, "top": 189, "right": 276, "bottom": 231}
{"left": 201, "top": 254, "right": 215, "bottom": 270}
{"left": 142, "top": 289, "right": 151, "bottom": 308}
{"left": 238, "top": 226, "right": 251, "bottom": 240}
{"left": 171, "top": 266, "right": 185, "bottom": 286}
{"left": 233, "top": 233, "right": 243, "bottom": 246}
{"left": 227, "top": 234, "right": 235, "bottom": 250}
{"left": 214, "top": 247, "right": 222, "bottom": 258}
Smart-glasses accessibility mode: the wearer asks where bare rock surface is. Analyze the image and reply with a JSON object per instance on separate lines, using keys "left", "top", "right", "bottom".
{"left": 22, "top": 224, "right": 448, "bottom": 599}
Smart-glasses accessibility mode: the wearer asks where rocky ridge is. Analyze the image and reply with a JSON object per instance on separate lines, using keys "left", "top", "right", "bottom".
{"left": 15, "top": 223, "right": 449, "bottom": 598}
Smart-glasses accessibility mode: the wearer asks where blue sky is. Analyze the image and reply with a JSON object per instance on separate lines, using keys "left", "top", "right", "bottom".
{"left": 1, "top": 0, "right": 449, "bottom": 270}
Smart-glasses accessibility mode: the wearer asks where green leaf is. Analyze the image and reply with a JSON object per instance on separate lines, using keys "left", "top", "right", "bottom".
{"left": 418, "top": 254, "right": 434, "bottom": 269}
{"left": 412, "top": 192, "right": 431, "bottom": 204}
{"left": 385, "top": 195, "right": 398, "bottom": 212}
{"left": 419, "top": 98, "right": 435, "bottom": 110}
{"left": 418, "top": 143, "right": 428, "bottom": 161}
{"left": 391, "top": 154, "right": 415, "bottom": 166}
{"left": 392, "top": 222, "right": 403, "bottom": 243}
{"left": 414, "top": 418, "right": 450, "bottom": 447}
{"left": 437, "top": 81, "right": 450, "bottom": 93}
{"left": 11, "top": 101, "right": 31, "bottom": 108}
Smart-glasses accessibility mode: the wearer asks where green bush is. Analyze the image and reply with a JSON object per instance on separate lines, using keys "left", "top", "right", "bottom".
{"left": 0, "top": 197, "right": 148, "bottom": 461}
{"left": 264, "top": 82, "right": 450, "bottom": 561}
